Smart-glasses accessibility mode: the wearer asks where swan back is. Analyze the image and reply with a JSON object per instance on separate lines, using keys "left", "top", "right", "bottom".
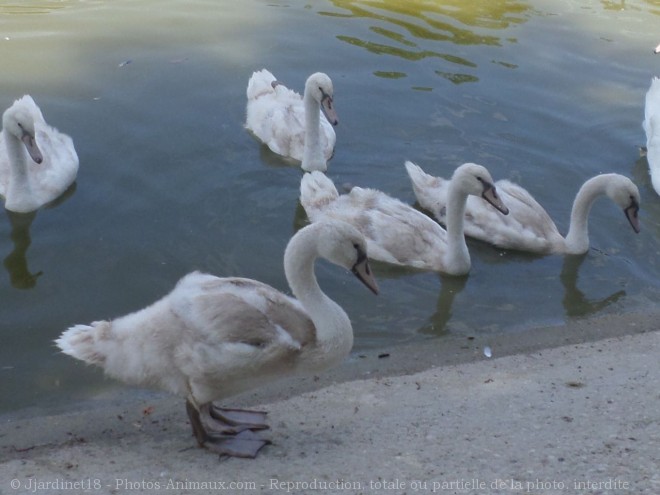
{"left": 0, "top": 95, "right": 78, "bottom": 212}
{"left": 301, "top": 171, "right": 473, "bottom": 273}
{"left": 644, "top": 77, "right": 660, "bottom": 195}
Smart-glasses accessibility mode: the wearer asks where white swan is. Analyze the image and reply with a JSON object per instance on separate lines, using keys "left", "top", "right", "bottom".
{"left": 300, "top": 164, "right": 508, "bottom": 276}
{"left": 644, "top": 77, "right": 660, "bottom": 195}
{"left": 0, "top": 95, "right": 78, "bottom": 213}
{"left": 56, "top": 220, "right": 378, "bottom": 458}
{"left": 245, "top": 69, "right": 338, "bottom": 172}
{"left": 654, "top": 43, "right": 660, "bottom": 54}
{"left": 407, "top": 163, "right": 640, "bottom": 255}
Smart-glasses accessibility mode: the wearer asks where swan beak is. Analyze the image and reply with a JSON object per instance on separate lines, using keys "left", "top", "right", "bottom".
{"left": 321, "top": 95, "right": 339, "bottom": 126}
{"left": 21, "top": 131, "right": 43, "bottom": 164}
{"left": 482, "top": 184, "right": 509, "bottom": 215}
{"left": 352, "top": 253, "right": 379, "bottom": 295}
{"left": 624, "top": 199, "right": 641, "bottom": 234}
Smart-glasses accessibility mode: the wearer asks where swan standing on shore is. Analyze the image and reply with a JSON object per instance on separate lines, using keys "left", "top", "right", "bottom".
{"left": 245, "top": 69, "right": 338, "bottom": 172}
{"left": 0, "top": 95, "right": 78, "bottom": 213}
{"left": 407, "top": 164, "right": 640, "bottom": 255}
{"left": 56, "top": 221, "right": 378, "bottom": 459}
{"left": 300, "top": 164, "right": 508, "bottom": 276}
{"left": 644, "top": 77, "right": 660, "bottom": 195}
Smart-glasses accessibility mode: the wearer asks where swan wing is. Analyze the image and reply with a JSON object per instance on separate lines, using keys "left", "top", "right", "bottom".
{"left": 405, "top": 160, "right": 449, "bottom": 217}
{"left": 417, "top": 174, "right": 562, "bottom": 253}
{"left": 467, "top": 180, "right": 562, "bottom": 252}
{"left": 245, "top": 70, "right": 306, "bottom": 160}
{"left": 0, "top": 135, "right": 9, "bottom": 196}
{"left": 31, "top": 122, "right": 79, "bottom": 200}
{"left": 170, "top": 272, "right": 318, "bottom": 402}
{"left": 300, "top": 170, "right": 339, "bottom": 213}
{"left": 304, "top": 180, "right": 446, "bottom": 268}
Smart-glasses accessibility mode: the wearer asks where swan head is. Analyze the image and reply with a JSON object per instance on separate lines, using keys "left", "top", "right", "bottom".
{"left": 2, "top": 96, "right": 43, "bottom": 164}
{"left": 305, "top": 72, "right": 338, "bottom": 126}
{"left": 314, "top": 221, "right": 379, "bottom": 295}
{"left": 452, "top": 163, "right": 509, "bottom": 215}
{"left": 604, "top": 175, "right": 641, "bottom": 234}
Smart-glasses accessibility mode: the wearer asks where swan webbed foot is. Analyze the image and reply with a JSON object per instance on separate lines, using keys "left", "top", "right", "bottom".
{"left": 208, "top": 405, "right": 269, "bottom": 431}
{"left": 186, "top": 400, "right": 271, "bottom": 458}
{"left": 205, "top": 429, "right": 272, "bottom": 459}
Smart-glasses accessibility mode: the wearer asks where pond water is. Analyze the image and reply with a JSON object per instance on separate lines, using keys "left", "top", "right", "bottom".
{"left": 1, "top": 0, "right": 659, "bottom": 414}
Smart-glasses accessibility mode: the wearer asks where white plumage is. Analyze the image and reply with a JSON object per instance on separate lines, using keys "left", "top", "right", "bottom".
{"left": 300, "top": 164, "right": 508, "bottom": 276}
{"left": 0, "top": 95, "right": 78, "bottom": 213}
{"left": 56, "top": 220, "right": 377, "bottom": 458}
{"left": 644, "top": 77, "right": 660, "bottom": 195}
{"left": 245, "top": 69, "right": 338, "bottom": 172}
{"left": 407, "top": 163, "right": 640, "bottom": 255}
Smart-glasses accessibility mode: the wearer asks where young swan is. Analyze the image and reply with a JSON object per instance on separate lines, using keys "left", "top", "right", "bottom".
{"left": 245, "top": 69, "right": 338, "bottom": 172}
{"left": 56, "top": 221, "right": 378, "bottom": 459}
{"left": 300, "top": 164, "right": 508, "bottom": 276}
{"left": 0, "top": 95, "right": 78, "bottom": 213}
{"left": 407, "top": 164, "right": 640, "bottom": 255}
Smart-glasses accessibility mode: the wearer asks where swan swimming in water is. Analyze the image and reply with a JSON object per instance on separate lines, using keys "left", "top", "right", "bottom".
{"left": 406, "top": 163, "right": 640, "bottom": 255}
{"left": 300, "top": 163, "right": 508, "bottom": 276}
{"left": 0, "top": 95, "right": 78, "bottom": 213}
{"left": 245, "top": 69, "right": 338, "bottom": 172}
{"left": 56, "top": 220, "right": 378, "bottom": 459}
{"left": 644, "top": 77, "right": 660, "bottom": 195}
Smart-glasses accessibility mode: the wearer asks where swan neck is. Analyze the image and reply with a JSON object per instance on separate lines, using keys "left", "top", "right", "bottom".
{"left": 443, "top": 184, "right": 471, "bottom": 274}
{"left": 302, "top": 91, "right": 323, "bottom": 170}
{"left": 283, "top": 227, "right": 353, "bottom": 358}
{"left": 564, "top": 176, "right": 604, "bottom": 254}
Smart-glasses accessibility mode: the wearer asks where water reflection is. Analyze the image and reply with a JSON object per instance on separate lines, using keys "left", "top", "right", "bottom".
{"left": 3, "top": 210, "right": 42, "bottom": 289}
{"left": 322, "top": 0, "right": 531, "bottom": 83}
{"left": 0, "top": 1, "right": 71, "bottom": 15}
{"left": 422, "top": 274, "right": 468, "bottom": 334}
{"left": 560, "top": 254, "right": 625, "bottom": 317}
{"left": 2, "top": 182, "right": 76, "bottom": 289}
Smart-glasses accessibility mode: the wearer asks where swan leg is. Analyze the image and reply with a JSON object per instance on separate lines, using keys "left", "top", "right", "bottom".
{"left": 185, "top": 400, "right": 271, "bottom": 459}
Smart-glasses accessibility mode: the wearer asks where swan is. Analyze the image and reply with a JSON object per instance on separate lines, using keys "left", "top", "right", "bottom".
{"left": 0, "top": 95, "right": 78, "bottom": 213}
{"left": 654, "top": 43, "right": 660, "bottom": 54}
{"left": 300, "top": 164, "right": 509, "bottom": 276}
{"left": 245, "top": 69, "right": 338, "bottom": 172}
{"left": 406, "top": 163, "right": 640, "bottom": 255}
{"left": 55, "top": 220, "right": 378, "bottom": 459}
{"left": 644, "top": 77, "right": 660, "bottom": 195}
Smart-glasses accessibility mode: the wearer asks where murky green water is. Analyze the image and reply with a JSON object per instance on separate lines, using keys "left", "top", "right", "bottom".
{"left": 1, "top": 0, "right": 659, "bottom": 414}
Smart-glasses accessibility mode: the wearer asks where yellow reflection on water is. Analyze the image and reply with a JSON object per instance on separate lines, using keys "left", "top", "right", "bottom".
{"left": 322, "top": 0, "right": 530, "bottom": 83}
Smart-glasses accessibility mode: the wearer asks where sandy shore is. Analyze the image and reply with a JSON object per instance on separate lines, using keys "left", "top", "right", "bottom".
{"left": 1, "top": 311, "right": 659, "bottom": 494}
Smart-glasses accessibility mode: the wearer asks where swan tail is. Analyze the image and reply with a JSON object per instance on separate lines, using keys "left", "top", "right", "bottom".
{"left": 55, "top": 321, "right": 112, "bottom": 367}
{"left": 300, "top": 171, "right": 339, "bottom": 211}
{"left": 405, "top": 160, "right": 442, "bottom": 192}
{"left": 246, "top": 69, "right": 277, "bottom": 101}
